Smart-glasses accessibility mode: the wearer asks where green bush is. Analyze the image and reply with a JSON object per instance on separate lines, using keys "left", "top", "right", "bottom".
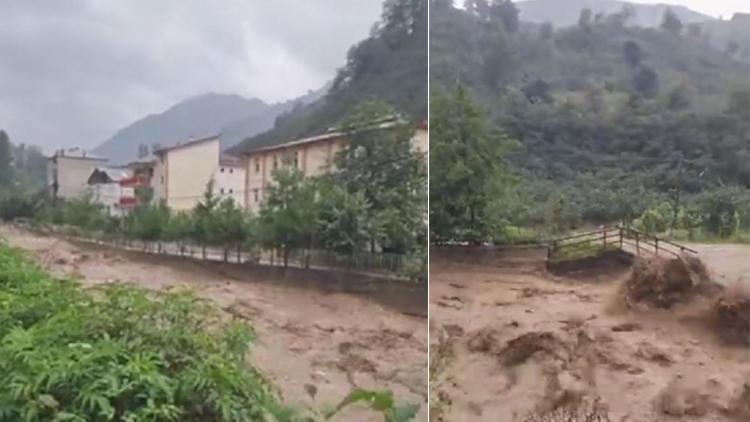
{"left": 0, "top": 187, "right": 44, "bottom": 221}
{"left": 0, "top": 241, "right": 289, "bottom": 421}
{"left": 0, "top": 242, "right": 419, "bottom": 421}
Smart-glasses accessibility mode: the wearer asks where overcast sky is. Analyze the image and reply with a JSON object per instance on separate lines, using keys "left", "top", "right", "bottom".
{"left": 0, "top": 1, "right": 382, "bottom": 151}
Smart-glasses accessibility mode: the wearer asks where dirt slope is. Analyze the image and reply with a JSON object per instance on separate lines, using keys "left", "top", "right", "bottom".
{"left": 0, "top": 225, "right": 428, "bottom": 420}
{"left": 429, "top": 247, "right": 750, "bottom": 421}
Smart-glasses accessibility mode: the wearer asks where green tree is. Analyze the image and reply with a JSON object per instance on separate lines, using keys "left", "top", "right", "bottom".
{"left": 430, "top": 85, "right": 517, "bottom": 243}
{"left": 61, "top": 193, "right": 107, "bottom": 231}
{"left": 259, "top": 166, "right": 319, "bottom": 268}
{"left": 700, "top": 187, "right": 743, "bottom": 237}
{"left": 192, "top": 180, "right": 222, "bottom": 257}
{"left": 666, "top": 86, "right": 691, "bottom": 111}
{"left": 632, "top": 65, "right": 659, "bottom": 98}
{"left": 213, "top": 198, "right": 253, "bottom": 261}
{"left": 163, "top": 211, "right": 193, "bottom": 254}
{"left": 126, "top": 203, "right": 170, "bottom": 243}
{"left": 661, "top": 8, "right": 683, "bottom": 36}
{"left": 0, "top": 130, "right": 14, "bottom": 186}
{"left": 578, "top": 8, "right": 593, "bottom": 31}
{"left": 490, "top": 0, "right": 519, "bottom": 33}
{"left": 622, "top": 41, "right": 643, "bottom": 68}
{"left": 316, "top": 181, "right": 370, "bottom": 254}
{"left": 332, "top": 100, "right": 426, "bottom": 253}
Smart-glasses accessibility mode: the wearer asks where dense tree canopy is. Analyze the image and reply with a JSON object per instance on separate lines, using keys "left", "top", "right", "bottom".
{"left": 430, "top": 1, "right": 750, "bottom": 236}
{"left": 430, "top": 85, "right": 517, "bottom": 242}
{"left": 332, "top": 100, "right": 426, "bottom": 253}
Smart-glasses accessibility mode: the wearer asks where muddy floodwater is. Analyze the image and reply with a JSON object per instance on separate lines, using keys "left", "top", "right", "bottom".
{"left": 0, "top": 225, "right": 428, "bottom": 421}
{"left": 429, "top": 246, "right": 750, "bottom": 421}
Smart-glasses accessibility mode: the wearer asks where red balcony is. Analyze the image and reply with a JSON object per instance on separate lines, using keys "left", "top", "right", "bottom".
{"left": 119, "top": 197, "right": 137, "bottom": 207}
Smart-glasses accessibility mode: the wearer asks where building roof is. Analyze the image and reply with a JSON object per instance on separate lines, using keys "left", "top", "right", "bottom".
{"left": 87, "top": 167, "right": 133, "bottom": 185}
{"left": 123, "top": 155, "right": 157, "bottom": 168}
{"left": 154, "top": 134, "right": 220, "bottom": 155}
{"left": 248, "top": 131, "right": 344, "bottom": 154}
{"left": 239, "top": 117, "right": 407, "bottom": 156}
{"left": 219, "top": 154, "right": 244, "bottom": 167}
{"left": 49, "top": 148, "right": 107, "bottom": 161}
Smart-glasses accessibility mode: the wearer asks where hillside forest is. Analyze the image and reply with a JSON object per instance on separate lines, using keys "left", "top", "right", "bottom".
{"left": 430, "top": 0, "right": 750, "bottom": 243}
{"left": 230, "top": 0, "right": 427, "bottom": 155}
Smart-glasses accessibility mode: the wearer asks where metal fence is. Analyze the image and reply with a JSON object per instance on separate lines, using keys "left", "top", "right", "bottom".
{"left": 31, "top": 224, "right": 418, "bottom": 276}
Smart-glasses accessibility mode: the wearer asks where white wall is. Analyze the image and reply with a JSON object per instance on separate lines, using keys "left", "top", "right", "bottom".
{"left": 214, "top": 165, "right": 246, "bottom": 208}
{"left": 49, "top": 156, "right": 107, "bottom": 200}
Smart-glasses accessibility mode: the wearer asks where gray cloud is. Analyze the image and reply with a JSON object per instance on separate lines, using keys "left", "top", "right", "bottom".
{"left": 0, "top": 0, "right": 383, "bottom": 151}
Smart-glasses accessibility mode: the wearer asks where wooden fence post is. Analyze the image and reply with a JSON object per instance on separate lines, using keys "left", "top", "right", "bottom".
{"left": 635, "top": 232, "right": 640, "bottom": 255}
{"left": 655, "top": 237, "right": 659, "bottom": 256}
{"left": 619, "top": 227, "right": 623, "bottom": 249}
{"left": 603, "top": 228, "right": 607, "bottom": 248}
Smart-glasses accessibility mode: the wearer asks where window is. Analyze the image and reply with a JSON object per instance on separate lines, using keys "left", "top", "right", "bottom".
{"left": 293, "top": 151, "right": 299, "bottom": 168}
{"left": 229, "top": 188, "right": 233, "bottom": 194}
{"left": 220, "top": 167, "right": 225, "bottom": 173}
{"left": 255, "top": 158, "right": 260, "bottom": 173}
{"left": 229, "top": 168, "right": 234, "bottom": 174}
{"left": 253, "top": 188, "right": 258, "bottom": 202}
{"left": 273, "top": 155, "right": 278, "bottom": 170}
{"left": 220, "top": 188, "right": 225, "bottom": 194}
{"left": 160, "top": 176, "right": 164, "bottom": 184}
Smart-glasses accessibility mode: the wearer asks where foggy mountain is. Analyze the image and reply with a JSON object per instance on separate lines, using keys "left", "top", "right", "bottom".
{"left": 94, "top": 86, "right": 326, "bottom": 164}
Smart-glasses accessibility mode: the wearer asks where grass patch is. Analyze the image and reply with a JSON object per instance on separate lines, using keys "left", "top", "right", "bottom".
{"left": 664, "top": 228, "right": 750, "bottom": 245}
{"left": 549, "top": 239, "right": 620, "bottom": 263}
{"left": 498, "top": 226, "right": 541, "bottom": 245}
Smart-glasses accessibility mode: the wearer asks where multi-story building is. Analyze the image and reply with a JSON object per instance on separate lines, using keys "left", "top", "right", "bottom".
{"left": 86, "top": 167, "right": 136, "bottom": 216}
{"left": 47, "top": 148, "right": 108, "bottom": 200}
{"left": 152, "top": 135, "right": 247, "bottom": 211}
{"left": 153, "top": 135, "right": 220, "bottom": 211}
{"left": 215, "top": 155, "right": 246, "bottom": 206}
{"left": 239, "top": 121, "right": 427, "bottom": 213}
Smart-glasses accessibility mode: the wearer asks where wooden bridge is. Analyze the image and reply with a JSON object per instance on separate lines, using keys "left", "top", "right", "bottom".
{"left": 547, "top": 226, "right": 698, "bottom": 263}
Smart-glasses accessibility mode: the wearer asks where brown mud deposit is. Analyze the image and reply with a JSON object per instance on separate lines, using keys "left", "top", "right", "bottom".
{"left": 712, "top": 282, "right": 750, "bottom": 346}
{"left": 0, "top": 225, "right": 427, "bottom": 421}
{"left": 621, "top": 255, "right": 718, "bottom": 309}
{"left": 430, "top": 246, "right": 750, "bottom": 422}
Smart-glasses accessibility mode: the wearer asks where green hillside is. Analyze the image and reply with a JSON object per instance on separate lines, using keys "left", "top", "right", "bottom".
{"left": 229, "top": 0, "right": 427, "bottom": 154}
{"left": 430, "top": 0, "right": 749, "bottom": 233}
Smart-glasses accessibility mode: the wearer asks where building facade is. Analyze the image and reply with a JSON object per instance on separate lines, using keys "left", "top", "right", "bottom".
{"left": 86, "top": 168, "right": 135, "bottom": 217}
{"left": 242, "top": 132, "right": 346, "bottom": 213}
{"left": 214, "top": 155, "right": 246, "bottom": 207}
{"left": 47, "top": 149, "right": 108, "bottom": 200}
{"left": 153, "top": 135, "right": 220, "bottom": 211}
{"left": 240, "top": 122, "right": 426, "bottom": 213}
{"left": 123, "top": 157, "right": 156, "bottom": 206}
